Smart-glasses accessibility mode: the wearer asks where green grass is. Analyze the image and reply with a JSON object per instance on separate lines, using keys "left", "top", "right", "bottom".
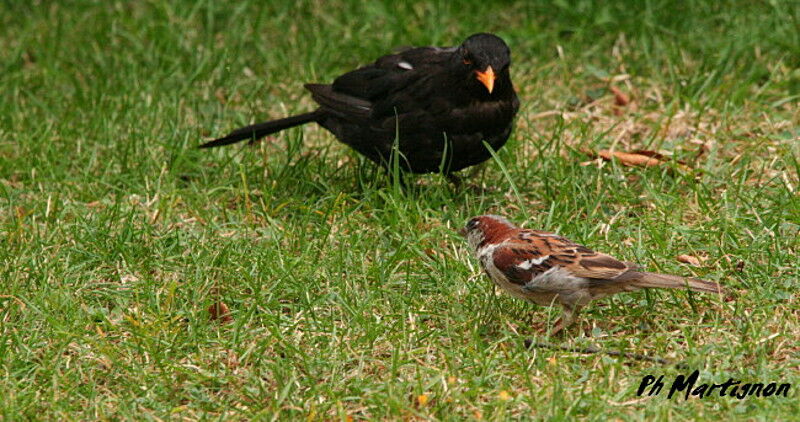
{"left": 1, "top": 0, "right": 799, "bottom": 419}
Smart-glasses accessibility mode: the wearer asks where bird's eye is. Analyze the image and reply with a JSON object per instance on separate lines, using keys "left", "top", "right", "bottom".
{"left": 463, "top": 58, "right": 472, "bottom": 65}
{"left": 467, "top": 219, "right": 479, "bottom": 229}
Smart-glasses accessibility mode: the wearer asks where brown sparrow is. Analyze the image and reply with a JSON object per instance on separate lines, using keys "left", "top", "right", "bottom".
{"left": 461, "top": 215, "right": 724, "bottom": 335}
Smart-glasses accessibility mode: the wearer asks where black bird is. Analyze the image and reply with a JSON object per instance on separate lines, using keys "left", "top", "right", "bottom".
{"left": 200, "top": 33, "right": 520, "bottom": 175}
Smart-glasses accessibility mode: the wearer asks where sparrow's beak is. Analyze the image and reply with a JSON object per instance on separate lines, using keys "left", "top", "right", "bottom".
{"left": 458, "top": 227, "right": 467, "bottom": 236}
{"left": 475, "top": 66, "right": 496, "bottom": 93}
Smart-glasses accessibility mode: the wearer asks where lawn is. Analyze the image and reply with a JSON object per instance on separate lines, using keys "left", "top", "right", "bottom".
{"left": 1, "top": 0, "right": 798, "bottom": 419}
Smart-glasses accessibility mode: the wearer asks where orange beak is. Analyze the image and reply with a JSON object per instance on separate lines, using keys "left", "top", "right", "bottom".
{"left": 475, "top": 66, "right": 496, "bottom": 93}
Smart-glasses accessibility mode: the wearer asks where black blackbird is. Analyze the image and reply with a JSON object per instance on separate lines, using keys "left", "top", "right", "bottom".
{"left": 200, "top": 33, "right": 520, "bottom": 174}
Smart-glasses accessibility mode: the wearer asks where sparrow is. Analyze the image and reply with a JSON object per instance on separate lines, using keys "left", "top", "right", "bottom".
{"left": 461, "top": 215, "right": 724, "bottom": 335}
{"left": 200, "top": 33, "right": 519, "bottom": 175}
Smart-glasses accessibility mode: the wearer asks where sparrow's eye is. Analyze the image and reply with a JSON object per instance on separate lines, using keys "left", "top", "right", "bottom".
{"left": 462, "top": 57, "right": 472, "bottom": 65}
{"left": 467, "top": 219, "right": 479, "bottom": 230}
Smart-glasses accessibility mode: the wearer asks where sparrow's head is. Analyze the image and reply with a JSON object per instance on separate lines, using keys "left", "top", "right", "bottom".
{"left": 460, "top": 214, "right": 518, "bottom": 251}
{"left": 458, "top": 33, "right": 511, "bottom": 95}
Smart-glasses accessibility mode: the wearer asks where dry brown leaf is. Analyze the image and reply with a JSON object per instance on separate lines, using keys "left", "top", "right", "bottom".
{"left": 586, "top": 149, "right": 693, "bottom": 171}
{"left": 15, "top": 206, "right": 28, "bottom": 219}
{"left": 424, "top": 248, "right": 442, "bottom": 259}
{"left": 677, "top": 254, "right": 701, "bottom": 267}
{"left": 214, "top": 88, "right": 227, "bottom": 104}
{"left": 610, "top": 85, "right": 630, "bottom": 106}
{"left": 208, "top": 302, "right": 233, "bottom": 324}
{"left": 597, "top": 150, "right": 664, "bottom": 167}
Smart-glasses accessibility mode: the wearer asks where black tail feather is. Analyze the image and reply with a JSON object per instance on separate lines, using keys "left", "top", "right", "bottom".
{"left": 199, "top": 110, "right": 322, "bottom": 148}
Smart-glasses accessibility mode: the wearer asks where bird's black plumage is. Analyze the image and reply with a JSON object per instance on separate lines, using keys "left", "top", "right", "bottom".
{"left": 200, "top": 33, "right": 520, "bottom": 174}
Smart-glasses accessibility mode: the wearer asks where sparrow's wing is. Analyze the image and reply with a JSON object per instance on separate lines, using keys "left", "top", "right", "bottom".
{"left": 489, "top": 244, "right": 548, "bottom": 286}
{"left": 493, "top": 230, "right": 632, "bottom": 284}
{"left": 530, "top": 230, "right": 632, "bottom": 280}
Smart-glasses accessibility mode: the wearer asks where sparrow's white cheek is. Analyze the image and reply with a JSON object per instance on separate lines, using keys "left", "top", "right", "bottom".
{"left": 476, "top": 243, "right": 500, "bottom": 273}
{"left": 467, "top": 231, "right": 484, "bottom": 252}
{"left": 476, "top": 242, "right": 498, "bottom": 260}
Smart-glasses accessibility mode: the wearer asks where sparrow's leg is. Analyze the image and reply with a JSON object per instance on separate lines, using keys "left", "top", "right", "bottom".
{"left": 549, "top": 304, "right": 582, "bottom": 336}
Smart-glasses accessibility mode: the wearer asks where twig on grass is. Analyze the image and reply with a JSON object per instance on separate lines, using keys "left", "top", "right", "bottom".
{"left": 524, "top": 339, "right": 688, "bottom": 369}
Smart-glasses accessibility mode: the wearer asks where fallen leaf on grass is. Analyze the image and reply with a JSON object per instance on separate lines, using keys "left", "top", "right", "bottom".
{"left": 15, "top": 206, "right": 29, "bottom": 219}
{"left": 599, "top": 150, "right": 663, "bottom": 167}
{"left": 584, "top": 149, "right": 691, "bottom": 171}
{"left": 610, "top": 85, "right": 630, "bottom": 106}
{"left": 609, "top": 85, "right": 631, "bottom": 115}
{"left": 677, "top": 254, "right": 702, "bottom": 266}
{"left": 424, "top": 248, "right": 442, "bottom": 259}
{"left": 214, "top": 88, "right": 227, "bottom": 105}
{"left": 208, "top": 302, "right": 233, "bottom": 324}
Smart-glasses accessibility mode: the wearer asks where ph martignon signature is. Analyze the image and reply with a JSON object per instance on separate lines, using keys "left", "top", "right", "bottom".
{"left": 637, "top": 370, "right": 791, "bottom": 400}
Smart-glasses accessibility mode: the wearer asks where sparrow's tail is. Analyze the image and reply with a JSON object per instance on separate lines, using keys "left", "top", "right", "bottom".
{"left": 629, "top": 272, "right": 723, "bottom": 295}
{"left": 198, "top": 110, "right": 323, "bottom": 148}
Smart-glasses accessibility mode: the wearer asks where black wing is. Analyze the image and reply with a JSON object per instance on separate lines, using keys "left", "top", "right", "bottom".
{"left": 306, "top": 46, "right": 456, "bottom": 125}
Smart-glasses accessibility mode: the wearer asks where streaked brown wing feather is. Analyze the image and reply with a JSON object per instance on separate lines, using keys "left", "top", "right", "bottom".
{"left": 571, "top": 254, "right": 631, "bottom": 279}
{"left": 517, "top": 229, "right": 632, "bottom": 280}
{"left": 490, "top": 242, "right": 552, "bottom": 286}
